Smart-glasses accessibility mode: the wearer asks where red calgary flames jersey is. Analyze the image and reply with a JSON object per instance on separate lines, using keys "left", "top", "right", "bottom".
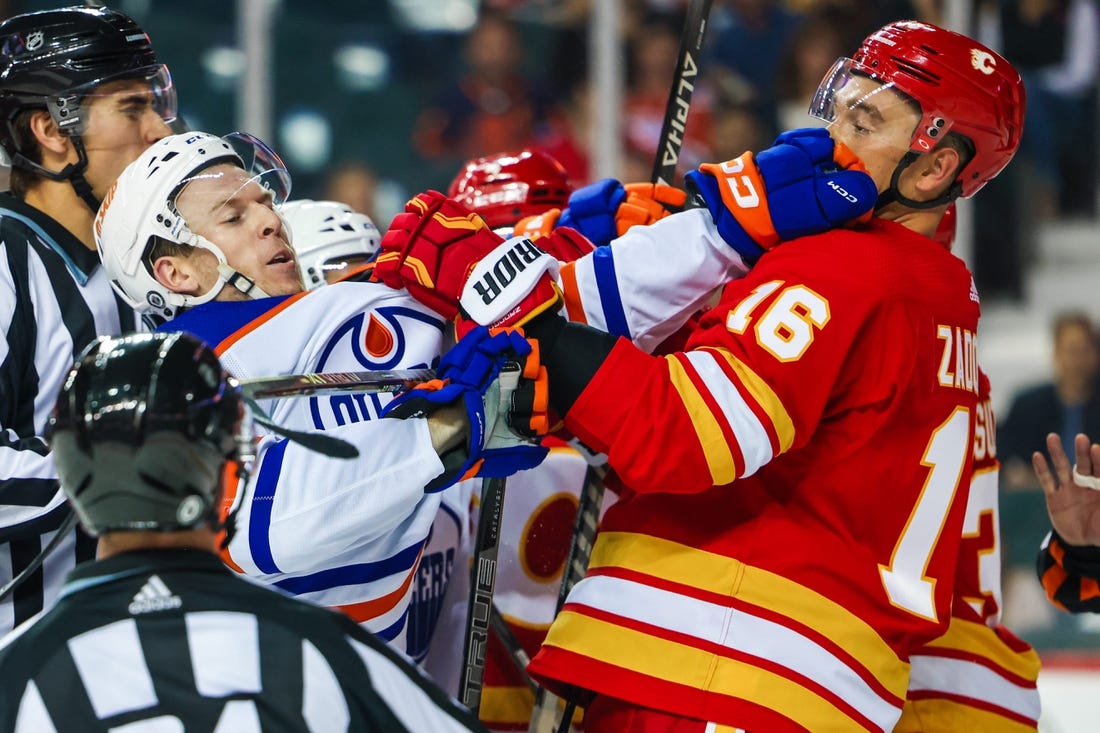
{"left": 898, "top": 371, "right": 1040, "bottom": 732}
{"left": 528, "top": 219, "right": 983, "bottom": 732}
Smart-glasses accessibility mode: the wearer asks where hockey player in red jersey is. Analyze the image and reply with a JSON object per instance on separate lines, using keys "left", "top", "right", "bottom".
{"left": 887, "top": 207, "right": 1040, "bottom": 732}
{"left": 896, "top": 370, "right": 1041, "bottom": 732}
{"left": 380, "top": 21, "right": 1026, "bottom": 732}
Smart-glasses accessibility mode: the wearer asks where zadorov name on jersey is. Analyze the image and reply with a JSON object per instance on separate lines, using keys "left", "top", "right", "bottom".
{"left": 471, "top": 238, "right": 544, "bottom": 305}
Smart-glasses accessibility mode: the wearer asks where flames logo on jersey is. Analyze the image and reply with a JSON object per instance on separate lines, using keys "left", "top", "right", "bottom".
{"left": 307, "top": 305, "right": 444, "bottom": 430}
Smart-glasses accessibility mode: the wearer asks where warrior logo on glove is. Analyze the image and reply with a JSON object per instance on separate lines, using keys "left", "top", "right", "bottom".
{"left": 469, "top": 237, "right": 548, "bottom": 306}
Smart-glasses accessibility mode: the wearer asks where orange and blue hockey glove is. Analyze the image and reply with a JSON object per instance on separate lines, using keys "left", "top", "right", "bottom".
{"left": 557, "top": 179, "right": 687, "bottom": 246}
{"left": 383, "top": 326, "right": 549, "bottom": 491}
{"left": 684, "top": 127, "right": 876, "bottom": 264}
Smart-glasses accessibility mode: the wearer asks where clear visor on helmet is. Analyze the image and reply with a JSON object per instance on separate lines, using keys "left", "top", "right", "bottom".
{"left": 47, "top": 64, "right": 177, "bottom": 138}
{"left": 809, "top": 58, "right": 945, "bottom": 157}
{"left": 169, "top": 133, "right": 292, "bottom": 245}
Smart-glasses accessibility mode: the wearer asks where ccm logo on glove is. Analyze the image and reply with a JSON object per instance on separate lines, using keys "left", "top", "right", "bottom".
{"left": 470, "top": 237, "right": 546, "bottom": 306}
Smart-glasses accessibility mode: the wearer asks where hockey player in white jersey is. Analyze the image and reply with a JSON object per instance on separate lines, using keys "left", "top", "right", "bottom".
{"left": 280, "top": 199, "right": 380, "bottom": 288}
{"left": 93, "top": 130, "right": 548, "bottom": 653}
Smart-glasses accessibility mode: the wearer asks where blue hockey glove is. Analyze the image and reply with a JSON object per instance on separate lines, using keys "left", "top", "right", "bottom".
{"left": 383, "top": 326, "right": 549, "bottom": 491}
{"left": 558, "top": 179, "right": 686, "bottom": 247}
{"left": 684, "top": 127, "right": 876, "bottom": 264}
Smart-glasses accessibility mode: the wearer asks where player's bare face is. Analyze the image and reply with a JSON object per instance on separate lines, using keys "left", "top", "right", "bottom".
{"left": 826, "top": 77, "right": 921, "bottom": 193}
{"left": 79, "top": 79, "right": 173, "bottom": 201}
{"left": 175, "top": 164, "right": 303, "bottom": 297}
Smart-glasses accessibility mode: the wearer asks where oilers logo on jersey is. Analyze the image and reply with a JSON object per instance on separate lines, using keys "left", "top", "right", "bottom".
{"left": 307, "top": 304, "right": 445, "bottom": 430}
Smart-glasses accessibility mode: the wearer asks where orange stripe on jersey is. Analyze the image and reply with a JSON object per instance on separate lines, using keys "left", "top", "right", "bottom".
{"left": 335, "top": 547, "right": 423, "bottom": 624}
{"left": 587, "top": 532, "right": 908, "bottom": 700}
{"left": 559, "top": 261, "right": 587, "bottom": 324}
{"left": 215, "top": 290, "right": 311, "bottom": 357}
{"left": 665, "top": 353, "right": 741, "bottom": 484}
{"left": 704, "top": 347, "right": 794, "bottom": 453}
{"left": 542, "top": 610, "right": 880, "bottom": 732}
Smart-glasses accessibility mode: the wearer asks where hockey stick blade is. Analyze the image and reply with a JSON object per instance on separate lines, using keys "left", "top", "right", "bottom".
{"left": 239, "top": 367, "right": 436, "bottom": 399}
{"left": 651, "top": 0, "right": 714, "bottom": 185}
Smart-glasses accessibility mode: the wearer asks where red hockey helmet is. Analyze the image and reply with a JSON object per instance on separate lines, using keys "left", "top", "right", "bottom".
{"left": 448, "top": 149, "right": 573, "bottom": 228}
{"left": 811, "top": 21, "right": 1025, "bottom": 199}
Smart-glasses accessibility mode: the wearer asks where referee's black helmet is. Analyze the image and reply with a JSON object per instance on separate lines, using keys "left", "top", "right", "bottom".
{"left": 0, "top": 6, "right": 175, "bottom": 206}
{"left": 48, "top": 332, "right": 242, "bottom": 536}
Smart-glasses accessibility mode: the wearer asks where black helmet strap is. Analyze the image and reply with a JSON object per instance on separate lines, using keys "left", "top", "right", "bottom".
{"left": 875, "top": 150, "right": 962, "bottom": 212}
{"left": 11, "top": 134, "right": 100, "bottom": 213}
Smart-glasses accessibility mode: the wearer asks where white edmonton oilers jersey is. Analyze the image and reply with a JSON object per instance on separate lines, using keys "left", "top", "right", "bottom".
{"left": 556, "top": 208, "right": 750, "bottom": 349}
{"left": 160, "top": 281, "right": 451, "bottom": 649}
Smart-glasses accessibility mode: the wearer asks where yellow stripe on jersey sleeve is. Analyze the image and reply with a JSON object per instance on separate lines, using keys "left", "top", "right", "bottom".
{"left": 542, "top": 610, "right": 874, "bottom": 732}
{"left": 922, "top": 617, "right": 1041, "bottom": 681}
{"left": 589, "top": 531, "right": 908, "bottom": 698}
{"left": 705, "top": 347, "right": 795, "bottom": 453}
{"left": 478, "top": 685, "right": 535, "bottom": 726}
{"left": 895, "top": 697, "right": 1038, "bottom": 733}
{"left": 665, "top": 354, "right": 740, "bottom": 485}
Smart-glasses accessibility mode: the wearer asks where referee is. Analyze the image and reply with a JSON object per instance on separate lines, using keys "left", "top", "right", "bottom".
{"left": 0, "top": 6, "right": 174, "bottom": 632}
{"left": 0, "top": 332, "right": 487, "bottom": 733}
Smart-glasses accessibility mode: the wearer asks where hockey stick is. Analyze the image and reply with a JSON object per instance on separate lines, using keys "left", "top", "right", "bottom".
{"left": 650, "top": 0, "right": 714, "bottom": 186}
{"left": 239, "top": 367, "right": 435, "bottom": 400}
{"left": 460, "top": 475, "right": 509, "bottom": 712}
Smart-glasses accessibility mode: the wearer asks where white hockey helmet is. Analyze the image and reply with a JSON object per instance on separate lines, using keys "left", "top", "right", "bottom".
{"left": 279, "top": 199, "right": 380, "bottom": 288}
{"left": 95, "top": 131, "right": 293, "bottom": 323}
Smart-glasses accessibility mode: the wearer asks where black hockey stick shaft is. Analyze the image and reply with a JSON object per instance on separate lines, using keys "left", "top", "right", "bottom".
{"left": 460, "top": 475, "right": 509, "bottom": 712}
{"left": 650, "top": 0, "right": 714, "bottom": 185}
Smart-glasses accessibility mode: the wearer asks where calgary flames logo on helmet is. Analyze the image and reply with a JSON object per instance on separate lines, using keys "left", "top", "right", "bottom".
{"left": 970, "top": 48, "right": 996, "bottom": 75}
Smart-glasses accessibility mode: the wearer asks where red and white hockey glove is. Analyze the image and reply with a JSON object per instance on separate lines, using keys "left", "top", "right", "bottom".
{"left": 456, "top": 236, "right": 563, "bottom": 338}
{"left": 371, "top": 190, "right": 505, "bottom": 319}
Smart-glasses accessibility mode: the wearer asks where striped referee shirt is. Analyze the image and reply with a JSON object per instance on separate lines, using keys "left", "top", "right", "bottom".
{"left": 0, "top": 192, "right": 136, "bottom": 633}
{"left": 0, "top": 548, "right": 488, "bottom": 732}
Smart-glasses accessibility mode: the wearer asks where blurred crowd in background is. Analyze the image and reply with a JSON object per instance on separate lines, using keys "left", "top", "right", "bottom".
{"left": 5, "top": 0, "right": 1099, "bottom": 655}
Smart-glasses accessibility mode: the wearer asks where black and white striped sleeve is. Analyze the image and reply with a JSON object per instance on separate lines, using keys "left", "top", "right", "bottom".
{"left": 0, "top": 216, "right": 134, "bottom": 633}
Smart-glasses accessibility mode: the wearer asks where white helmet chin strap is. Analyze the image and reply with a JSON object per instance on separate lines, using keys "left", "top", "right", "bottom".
{"left": 164, "top": 232, "right": 272, "bottom": 313}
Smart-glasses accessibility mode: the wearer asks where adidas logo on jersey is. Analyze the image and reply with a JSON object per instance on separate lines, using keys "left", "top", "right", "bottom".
{"left": 128, "top": 575, "right": 182, "bottom": 615}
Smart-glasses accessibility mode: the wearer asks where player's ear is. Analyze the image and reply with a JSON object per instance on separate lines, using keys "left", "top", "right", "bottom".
{"left": 152, "top": 254, "right": 203, "bottom": 295}
{"left": 911, "top": 146, "right": 961, "bottom": 201}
